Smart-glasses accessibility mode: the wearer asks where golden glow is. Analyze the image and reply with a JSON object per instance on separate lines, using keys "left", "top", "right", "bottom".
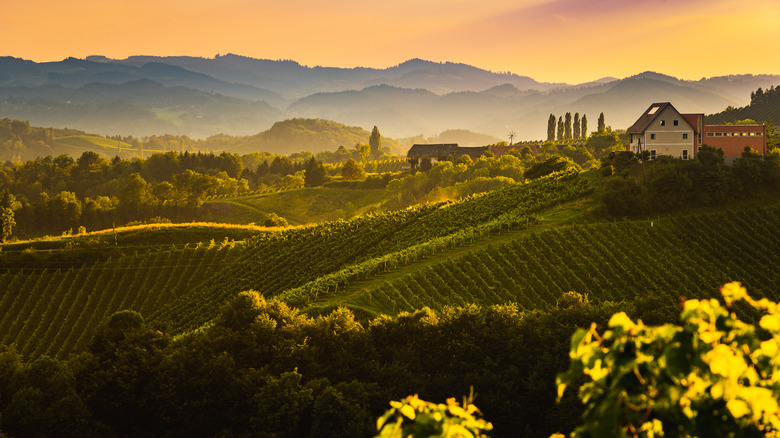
{"left": 3, "top": 0, "right": 779, "bottom": 83}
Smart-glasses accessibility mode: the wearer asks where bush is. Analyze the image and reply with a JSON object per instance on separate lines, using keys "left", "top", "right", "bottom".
{"left": 263, "top": 212, "right": 288, "bottom": 227}
{"left": 524, "top": 156, "right": 580, "bottom": 179}
{"left": 601, "top": 177, "right": 647, "bottom": 216}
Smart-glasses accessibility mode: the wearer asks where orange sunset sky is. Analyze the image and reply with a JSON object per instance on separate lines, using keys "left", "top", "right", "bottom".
{"left": 4, "top": 0, "right": 779, "bottom": 83}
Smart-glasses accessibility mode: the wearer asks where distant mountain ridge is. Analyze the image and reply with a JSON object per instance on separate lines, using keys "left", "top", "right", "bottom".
{"left": 1, "top": 55, "right": 778, "bottom": 142}
{"left": 98, "top": 54, "right": 565, "bottom": 98}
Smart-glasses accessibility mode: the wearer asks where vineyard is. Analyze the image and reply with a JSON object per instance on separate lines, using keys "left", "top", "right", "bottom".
{"left": 0, "top": 240, "right": 246, "bottom": 358}
{"left": 3, "top": 165, "right": 778, "bottom": 360}
{"left": 705, "top": 95, "right": 780, "bottom": 125}
{"left": 0, "top": 170, "right": 589, "bottom": 357}
{"left": 333, "top": 207, "right": 780, "bottom": 315}
{"left": 151, "top": 169, "right": 593, "bottom": 333}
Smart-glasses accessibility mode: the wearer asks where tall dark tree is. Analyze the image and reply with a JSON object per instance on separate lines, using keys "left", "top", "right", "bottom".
{"left": 557, "top": 117, "right": 564, "bottom": 142}
{"left": 573, "top": 113, "right": 581, "bottom": 139}
{"left": 582, "top": 115, "right": 588, "bottom": 138}
{"left": 547, "top": 114, "right": 556, "bottom": 141}
{"left": 564, "top": 112, "right": 573, "bottom": 140}
{"left": 304, "top": 158, "right": 328, "bottom": 187}
{"left": 369, "top": 126, "right": 382, "bottom": 158}
{"left": 598, "top": 112, "right": 606, "bottom": 133}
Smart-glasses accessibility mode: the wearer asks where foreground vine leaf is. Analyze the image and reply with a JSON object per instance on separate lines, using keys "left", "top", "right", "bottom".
{"left": 375, "top": 391, "right": 493, "bottom": 438}
{"left": 557, "top": 282, "right": 780, "bottom": 437}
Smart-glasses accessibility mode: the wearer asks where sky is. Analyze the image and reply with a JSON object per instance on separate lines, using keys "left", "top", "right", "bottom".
{"left": 3, "top": 0, "right": 779, "bottom": 84}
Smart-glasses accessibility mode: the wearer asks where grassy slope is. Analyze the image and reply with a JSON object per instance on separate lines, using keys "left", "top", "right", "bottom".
{"left": 53, "top": 135, "right": 163, "bottom": 158}
{"left": 202, "top": 187, "right": 387, "bottom": 225}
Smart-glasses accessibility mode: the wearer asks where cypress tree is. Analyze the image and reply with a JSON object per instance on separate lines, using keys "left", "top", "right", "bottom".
{"left": 556, "top": 117, "right": 564, "bottom": 142}
{"left": 573, "top": 113, "right": 581, "bottom": 139}
{"left": 564, "top": 112, "right": 572, "bottom": 140}
{"left": 598, "top": 112, "right": 606, "bottom": 133}
{"left": 547, "top": 114, "right": 556, "bottom": 141}
{"left": 582, "top": 115, "right": 588, "bottom": 138}
{"left": 369, "top": 126, "right": 382, "bottom": 158}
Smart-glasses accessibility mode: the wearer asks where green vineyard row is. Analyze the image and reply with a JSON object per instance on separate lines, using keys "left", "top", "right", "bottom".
{"left": 344, "top": 207, "right": 780, "bottom": 315}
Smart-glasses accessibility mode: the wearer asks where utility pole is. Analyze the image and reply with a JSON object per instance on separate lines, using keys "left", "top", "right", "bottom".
{"left": 639, "top": 137, "right": 646, "bottom": 185}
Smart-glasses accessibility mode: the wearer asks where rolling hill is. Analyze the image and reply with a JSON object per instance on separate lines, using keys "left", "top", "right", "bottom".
{"left": 2, "top": 167, "right": 779, "bottom": 361}
{"left": 0, "top": 117, "right": 405, "bottom": 161}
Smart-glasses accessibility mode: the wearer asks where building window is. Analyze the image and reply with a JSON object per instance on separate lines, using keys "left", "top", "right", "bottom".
{"left": 756, "top": 132, "right": 763, "bottom": 136}
{"left": 660, "top": 120, "right": 666, "bottom": 126}
{"left": 715, "top": 133, "right": 722, "bottom": 137}
{"left": 650, "top": 150, "right": 656, "bottom": 159}
{"left": 682, "top": 150, "right": 689, "bottom": 160}
{"left": 707, "top": 132, "right": 714, "bottom": 137}
{"left": 682, "top": 133, "right": 688, "bottom": 140}
{"left": 673, "top": 120, "right": 679, "bottom": 126}
{"left": 650, "top": 133, "right": 656, "bottom": 140}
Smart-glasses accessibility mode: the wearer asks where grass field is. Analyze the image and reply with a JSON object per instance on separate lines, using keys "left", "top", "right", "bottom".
{"left": 202, "top": 187, "right": 388, "bottom": 225}
{"left": 54, "top": 135, "right": 163, "bottom": 158}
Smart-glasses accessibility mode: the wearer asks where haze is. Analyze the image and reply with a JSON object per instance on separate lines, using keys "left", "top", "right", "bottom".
{"left": 4, "top": 0, "right": 779, "bottom": 83}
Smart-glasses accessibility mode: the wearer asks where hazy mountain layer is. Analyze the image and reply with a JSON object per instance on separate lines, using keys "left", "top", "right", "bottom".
{"left": 1, "top": 55, "right": 778, "bottom": 141}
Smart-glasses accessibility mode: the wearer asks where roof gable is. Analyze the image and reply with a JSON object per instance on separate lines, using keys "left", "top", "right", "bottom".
{"left": 627, "top": 102, "right": 672, "bottom": 134}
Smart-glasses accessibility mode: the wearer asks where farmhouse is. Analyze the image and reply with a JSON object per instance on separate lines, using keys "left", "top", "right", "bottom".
{"left": 627, "top": 102, "right": 766, "bottom": 163}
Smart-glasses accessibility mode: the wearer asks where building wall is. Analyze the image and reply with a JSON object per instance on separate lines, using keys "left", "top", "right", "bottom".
{"left": 643, "top": 106, "right": 695, "bottom": 159}
{"left": 682, "top": 113, "right": 703, "bottom": 149}
{"left": 702, "top": 124, "right": 766, "bottom": 160}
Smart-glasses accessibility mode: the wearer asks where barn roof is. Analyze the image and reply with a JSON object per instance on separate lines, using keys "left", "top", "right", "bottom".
{"left": 406, "top": 143, "right": 490, "bottom": 160}
{"left": 406, "top": 143, "right": 460, "bottom": 158}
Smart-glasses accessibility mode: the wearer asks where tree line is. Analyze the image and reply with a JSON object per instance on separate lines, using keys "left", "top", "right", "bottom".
{"left": 0, "top": 151, "right": 250, "bottom": 239}
{"left": 0, "top": 125, "right": 393, "bottom": 239}
{"left": 0, "top": 287, "right": 681, "bottom": 438}
{"left": 750, "top": 84, "right": 779, "bottom": 106}
{"left": 547, "top": 112, "right": 602, "bottom": 142}
{"left": 599, "top": 145, "right": 780, "bottom": 216}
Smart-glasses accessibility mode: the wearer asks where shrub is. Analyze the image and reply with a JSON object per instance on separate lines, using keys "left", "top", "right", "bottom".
{"left": 525, "top": 156, "right": 580, "bottom": 179}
